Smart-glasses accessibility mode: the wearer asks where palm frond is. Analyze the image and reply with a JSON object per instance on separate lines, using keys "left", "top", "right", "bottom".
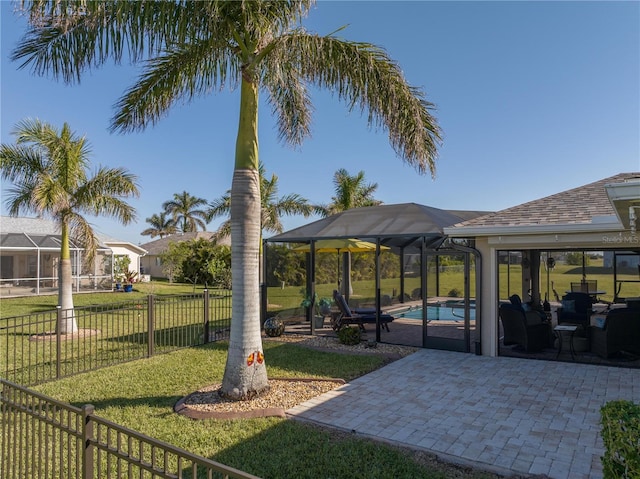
{"left": 267, "top": 32, "right": 442, "bottom": 175}
{"left": 13, "top": 1, "right": 210, "bottom": 83}
{"left": 110, "top": 36, "right": 241, "bottom": 133}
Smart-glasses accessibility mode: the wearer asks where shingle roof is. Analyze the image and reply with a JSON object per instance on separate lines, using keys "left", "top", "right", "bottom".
{"left": 452, "top": 172, "right": 640, "bottom": 229}
{"left": 140, "top": 232, "right": 229, "bottom": 255}
{"left": 1, "top": 216, "right": 60, "bottom": 235}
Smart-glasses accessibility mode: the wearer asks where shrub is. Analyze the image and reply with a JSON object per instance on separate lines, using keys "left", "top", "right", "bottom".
{"left": 447, "top": 288, "right": 461, "bottom": 298}
{"left": 337, "top": 326, "right": 361, "bottom": 346}
{"left": 601, "top": 400, "right": 640, "bottom": 479}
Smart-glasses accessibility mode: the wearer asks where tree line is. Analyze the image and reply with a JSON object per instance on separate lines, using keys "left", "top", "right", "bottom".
{"left": 141, "top": 165, "right": 383, "bottom": 242}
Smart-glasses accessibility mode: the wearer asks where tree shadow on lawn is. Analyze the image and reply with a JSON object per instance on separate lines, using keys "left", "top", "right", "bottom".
{"left": 105, "top": 322, "right": 207, "bottom": 348}
{"left": 203, "top": 420, "right": 500, "bottom": 479}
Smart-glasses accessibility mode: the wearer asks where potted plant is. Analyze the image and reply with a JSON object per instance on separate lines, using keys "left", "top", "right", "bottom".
{"left": 113, "top": 255, "right": 131, "bottom": 291}
{"left": 301, "top": 294, "right": 328, "bottom": 329}
{"left": 318, "top": 297, "right": 332, "bottom": 316}
{"left": 123, "top": 269, "right": 138, "bottom": 292}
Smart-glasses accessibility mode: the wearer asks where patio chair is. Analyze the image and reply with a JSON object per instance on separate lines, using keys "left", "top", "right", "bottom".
{"left": 589, "top": 307, "right": 640, "bottom": 358}
{"left": 331, "top": 290, "right": 394, "bottom": 332}
{"left": 498, "top": 303, "right": 552, "bottom": 352}
{"left": 557, "top": 292, "right": 593, "bottom": 330}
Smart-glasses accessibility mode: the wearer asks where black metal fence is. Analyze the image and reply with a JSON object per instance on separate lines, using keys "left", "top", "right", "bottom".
{"left": 0, "top": 379, "right": 261, "bottom": 479}
{"left": 1, "top": 290, "right": 232, "bottom": 386}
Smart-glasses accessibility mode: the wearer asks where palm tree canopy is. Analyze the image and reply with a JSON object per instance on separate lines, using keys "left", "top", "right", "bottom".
{"left": 162, "top": 191, "right": 209, "bottom": 233}
{"left": 12, "top": 0, "right": 441, "bottom": 399}
{"left": 141, "top": 211, "right": 177, "bottom": 238}
{"left": 0, "top": 118, "right": 140, "bottom": 261}
{"left": 13, "top": 1, "right": 441, "bottom": 174}
{"left": 323, "top": 168, "right": 382, "bottom": 215}
{"left": 208, "top": 162, "right": 320, "bottom": 240}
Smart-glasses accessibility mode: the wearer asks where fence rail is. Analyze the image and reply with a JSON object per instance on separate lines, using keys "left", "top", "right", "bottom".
{"left": 1, "top": 290, "right": 232, "bottom": 386}
{"left": 0, "top": 379, "right": 261, "bottom": 479}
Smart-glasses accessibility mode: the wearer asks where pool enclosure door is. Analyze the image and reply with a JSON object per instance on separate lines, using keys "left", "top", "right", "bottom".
{"left": 421, "top": 247, "right": 476, "bottom": 353}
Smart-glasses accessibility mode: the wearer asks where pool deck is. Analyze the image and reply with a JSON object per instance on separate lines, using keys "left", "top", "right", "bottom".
{"left": 287, "top": 348, "right": 640, "bottom": 479}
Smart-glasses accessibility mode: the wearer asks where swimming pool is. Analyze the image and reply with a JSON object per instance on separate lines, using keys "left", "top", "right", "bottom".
{"left": 394, "top": 303, "right": 476, "bottom": 322}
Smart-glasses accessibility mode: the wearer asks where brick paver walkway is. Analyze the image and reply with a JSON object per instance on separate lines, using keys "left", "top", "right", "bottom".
{"left": 287, "top": 349, "right": 640, "bottom": 479}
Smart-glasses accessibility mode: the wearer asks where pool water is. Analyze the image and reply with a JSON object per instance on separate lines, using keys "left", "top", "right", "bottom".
{"left": 395, "top": 304, "right": 476, "bottom": 322}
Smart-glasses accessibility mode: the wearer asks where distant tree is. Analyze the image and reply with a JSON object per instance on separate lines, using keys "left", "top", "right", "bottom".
{"left": 159, "top": 241, "right": 191, "bottom": 283}
{"left": 162, "top": 191, "right": 209, "bottom": 233}
{"left": 566, "top": 252, "right": 588, "bottom": 267}
{"left": 0, "top": 119, "right": 138, "bottom": 333}
{"left": 159, "top": 238, "right": 231, "bottom": 289}
{"left": 141, "top": 212, "right": 177, "bottom": 238}
{"left": 322, "top": 169, "right": 382, "bottom": 216}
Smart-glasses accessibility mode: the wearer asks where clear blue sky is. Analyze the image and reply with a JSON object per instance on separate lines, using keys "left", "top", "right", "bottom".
{"left": 2, "top": 1, "right": 639, "bottom": 245}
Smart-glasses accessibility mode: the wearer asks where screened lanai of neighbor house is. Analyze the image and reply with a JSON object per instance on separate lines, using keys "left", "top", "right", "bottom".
{"left": 265, "top": 203, "right": 490, "bottom": 353}
{"left": 0, "top": 216, "right": 147, "bottom": 297}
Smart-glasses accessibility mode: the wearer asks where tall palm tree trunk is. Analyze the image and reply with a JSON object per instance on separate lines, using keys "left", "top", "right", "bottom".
{"left": 58, "top": 222, "right": 78, "bottom": 334}
{"left": 221, "top": 79, "right": 268, "bottom": 399}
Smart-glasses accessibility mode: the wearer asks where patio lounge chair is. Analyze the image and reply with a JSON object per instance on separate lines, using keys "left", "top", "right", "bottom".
{"left": 498, "top": 303, "right": 552, "bottom": 352}
{"left": 332, "top": 290, "right": 394, "bottom": 332}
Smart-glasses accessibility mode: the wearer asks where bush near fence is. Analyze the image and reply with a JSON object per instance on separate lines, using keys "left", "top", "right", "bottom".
{"left": 601, "top": 400, "right": 640, "bottom": 479}
{"left": 0, "top": 290, "right": 232, "bottom": 386}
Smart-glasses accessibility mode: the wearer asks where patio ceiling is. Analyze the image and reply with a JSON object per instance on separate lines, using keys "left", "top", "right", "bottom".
{"left": 267, "top": 203, "right": 490, "bottom": 250}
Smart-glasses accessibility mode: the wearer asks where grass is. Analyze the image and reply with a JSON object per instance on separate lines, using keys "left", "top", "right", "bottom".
{"left": 0, "top": 281, "right": 214, "bottom": 318}
{"left": 30, "top": 341, "right": 497, "bottom": 479}
{"left": 0, "top": 288, "right": 232, "bottom": 385}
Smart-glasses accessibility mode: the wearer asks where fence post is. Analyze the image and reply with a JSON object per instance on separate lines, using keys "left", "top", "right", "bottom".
{"left": 56, "top": 305, "right": 62, "bottom": 379}
{"left": 147, "top": 295, "right": 155, "bottom": 357}
{"left": 203, "top": 289, "right": 210, "bottom": 344}
{"left": 82, "top": 404, "right": 95, "bottom": 479}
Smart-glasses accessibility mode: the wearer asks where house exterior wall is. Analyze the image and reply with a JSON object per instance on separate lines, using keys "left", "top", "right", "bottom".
{"left": 475, "top": 238, "right": 499, "bottom": 357}
{"left": 140, "top": 255, "right": 164, "bottom": 279}
{"left": 108, "top": 245, "right": 143, "bottom": 276}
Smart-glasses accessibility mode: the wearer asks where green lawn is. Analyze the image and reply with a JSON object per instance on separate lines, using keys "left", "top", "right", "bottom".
{"left": 29, "top": 341, "right": 497, "bottom": 479}
{"left": 0, "top": 286, "right": 231, "bottom": 385}
{"left": 0, "top": 281, "right": 215, "bottom": 318}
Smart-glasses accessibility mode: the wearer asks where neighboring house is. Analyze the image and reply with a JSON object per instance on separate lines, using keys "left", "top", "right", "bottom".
{"left": 139, "top": 232, "right": 230, "bottom": 279}
{"left": 0, "top": 216, "right": 147, "bottom": 296}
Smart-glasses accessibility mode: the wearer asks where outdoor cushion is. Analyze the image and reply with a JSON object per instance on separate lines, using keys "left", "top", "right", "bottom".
{"left": 561, "top": 300, "right": 575, "bottom": 313}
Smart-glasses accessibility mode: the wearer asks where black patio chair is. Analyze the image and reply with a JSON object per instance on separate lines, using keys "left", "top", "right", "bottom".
{"left": 498, "top": 303, "right": 552, "bottom": 352}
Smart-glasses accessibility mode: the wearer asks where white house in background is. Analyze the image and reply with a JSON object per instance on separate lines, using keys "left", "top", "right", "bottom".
{"left": 0, "top": 216, "right": 147, "bottom": 297}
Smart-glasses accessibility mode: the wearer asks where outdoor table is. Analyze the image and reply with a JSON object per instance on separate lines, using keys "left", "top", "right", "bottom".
{"left": 554, "top": 325, "right": 578, "bottom": 360}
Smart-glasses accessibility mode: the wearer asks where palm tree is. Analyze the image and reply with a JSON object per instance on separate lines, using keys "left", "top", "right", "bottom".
{"left": 162, "top": 191, "right": 209, "bottom": 233}
{"left": 13, "top": 1, "right": 441, "bottom": 399}
{"left": 208, "top": 162, "right": 319, "bottom": 240}
{"left": 141, "top": 212, "right": 177, "bottom": 239}
{"left": 323, "top": 168, "right": 382, "bottom": 216}
{"left": 0, "top": 118, "right": 139, "bottom": 333}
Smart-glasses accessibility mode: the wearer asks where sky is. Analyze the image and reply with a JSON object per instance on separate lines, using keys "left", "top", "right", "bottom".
{"left": 1, "top": 1, "right": 639, "bottom": 245}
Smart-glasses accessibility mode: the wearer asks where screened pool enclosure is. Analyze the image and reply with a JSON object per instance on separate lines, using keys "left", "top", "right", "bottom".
{"left": 264, "top": 203, "right": 489, "bottom": 352}
{"left": 0, "top": 231, "right": 113, "bottom": 297}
